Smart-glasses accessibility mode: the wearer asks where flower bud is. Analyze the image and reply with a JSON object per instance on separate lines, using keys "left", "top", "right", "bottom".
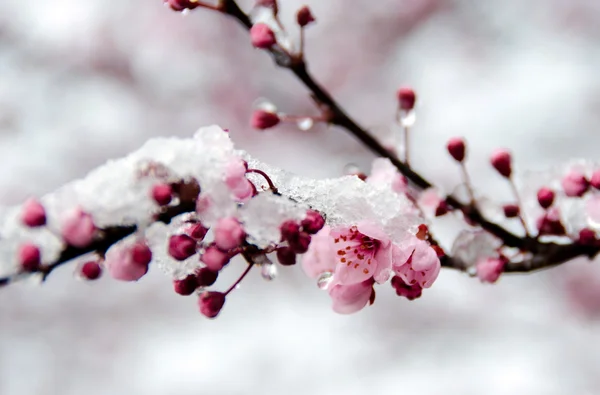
{"left": 21, "top": 198, "right": 46, "bottom": 227}
{"left": 276, "top": 247, "right": 296, "bottom": 266}
{"left": 61, "top": 208, "right": 96, "bottom": 248}
{"left": 301, "top": 210, "right": 325, "bottom": 234}
{"left": 196, "top": 267, "right": 219, "bottom": 287}
{"left": 396, "top": 86, "right": 416, "bottom": 111}
{"left": 81, "top": 261, "right": 102, "bottom": 280}
{"left": 578, "top": 228, "right": 597, "bottom": 246}
{"left": 250, "top": 23, "right": 276, "bottom": 49}
{"left": 490, "top": 149, "right": 512, "bottom": 178}
{"left": 198, "top": 291, "right": 226, "bottom": 318}
{"left": 214, "top": 217, "right": 245, "bottom": 251}
{"left": 434, "top": 201, "right": 449, "bottom": 217}
{"left": 536, "top": 187, "right": 555, "bottom": 209}
{"left": 476, "top": 257, "right": 505, "bottom": 283}
{"left": 174, "top": 275, "right": 198, "bottom": 296}
{"left": 590, "top": 170, "right": 600, "bottom": 190}
{"left": 168, "top": 234, "right": 197, "bottom": 261}
{"left": 131, "top": 242, "right": 153, "bottom": 266}
{"left": 280, "top": 220, "right": 301, "bottom": 241}
{"left": 391, "top": 276, "right": 422, "bottom": 300}
{"left": 151, "top": 183, "right": 173, "bottom": 206}
{"left": 296, "top": 6, "right": 315, "bottom": 27}
{"left": 18, "top": 243, "right": 41, "bottom": 272}
{"left": 503, "top": 204, "right": 520, "bottom": 218}
{"left": 185, "top": 223, "right": 209, "bottom": 241}
{"left": 561, "top": 170, "right": 589, "bottom": 197}
{"left": 165, "top": 0, "right": 198, "bottom": 11}
{"left": 200, "top": 244, "right": 230, "bottom": 271}
{"left": 251, "top": 109, "right": 280, "bottom": 130}
{"left": 288, "top": 232, "right": 311, "bottom": 254}
{"left": 446, "top": 137, "right": 466, "bottom": 163}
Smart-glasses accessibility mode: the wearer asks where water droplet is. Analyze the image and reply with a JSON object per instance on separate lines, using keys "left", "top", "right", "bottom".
{"left": 343, "top": 163, "right": 361, "bottom": 176}
{"left": 317, "top": 272, "right": 334, "bottom": 290}
{"left": 297, "top": 118, "right": 314, "bottom": 131}
{"left": 253, "top": 98, "right": 277, "bottom": 113}
{"left": 400, "top": 111, "right": 416, "bottom": 128}
{"left": 261, "top": 262, "right": 278, "bottom": 281}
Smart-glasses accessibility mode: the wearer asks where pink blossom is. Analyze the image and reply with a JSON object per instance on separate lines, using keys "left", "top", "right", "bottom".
{"left": 392, "top": 236, "right": 440, "bottom": 288}
{"left": 196, "top": 267, "right": 219, "bottom": 287}
{"left": 303, "top": 222, "right": 394, "bottom": 286}
{"left": 561, "top": 170, "right": 589, "bottom": 197}
{"left": 168, "top": 234, "right": 197, "bottom": 261}
{"left": 151, "top": 183, "right": 173, "bottom": 206}
{"left": 476, "top": 257, "right": 505, "bottom": 283}
{"left": 585, "top": 195, "right": 600, "bottom": 225}
{"left": 296, "top": 6, "right": 316, "bottom": 27}
{"left": 417, "top": 188, "right": 445, "bottom": 218}
{"left": 250, "top": 23, "right": 276, "bottom": 49}
{"left": 61, "top": 207, "right": 96, "bottom": 248}
{"left": 21, "top": 198, "right": 46, "bottom": 227}
{"left": 536, "top": 207, "right": 566, "bottom": 236}
{"left": 276, "top": 247, "right": 296, "bottom": 266}
{"left": 214, "top": 217, "right": 245, "bottom": 250}
{"left": 537, "top": 187, "right": 555, "bottom": 209}
{"left": 329, "top": 279, "right": 374, "bottom": 314}
{"left": 301, "top": 210, "right": 325, "bottom": 234}
{"left": 174, "top": 275, "right": 198, "bottom": 296}
{"left": 391, "top": 275, "right": 422, "bottom": 300}
{"left": 105, "top": 244, "right": 149, "bottom": 282}
{"left": 200, "top": 244, "right": 230, "bottom": 271}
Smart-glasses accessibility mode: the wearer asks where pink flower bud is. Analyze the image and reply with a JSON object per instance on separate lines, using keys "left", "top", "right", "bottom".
{"left": 561, "top": 170, "right": 589, "bottom": 197}
{"left": 106, "top": 244, "right": 150, "bottom": 282}
{"left": 578, "top": 228, "right": 597, "bottom": 246}
{"left": 131, "top": 242, "right": 153, "bottom": 266}
{"left": 301, "top": 210, "right": 325, "bottom": 234}
{"left": 198, "top": 291, "right": 226, "bottom": 318}
{"left": 280, "top": 220, "right": 301, "bottom": 241}
{"left": 196, "top": 267, "right": 219, "bottom": 287}
{"left": 251, "top": 109, "right": 280, "bottom": 130}
{"left": 165, "top": 0, "right": 198, "bottom": 11}
{"left": 396, "top": 86, "right": 416, "bottom": 111}
{"left": 200, "top": 245, "right": 231, "bottom": 271}
{"left": 503, "top": 204, "right": 519, "bottom": 218}
{"left": 476, "top": 257, "right": 506, "bottom": 283}
{"left": 536, "top": 187, "right": 555, "bottom": 209}
{"left": 296, "top": 6, "right": 315, "bottom": 27}
{"left": 276, "top": 247, "right": 296, "bottom": 266}
{"left": 250, "top": 23, "right": 276, "bottom": 49}
{"left": 185, "top": 223, "right": 208, "bottom": 241}
{"left": 446, "top": 137, "right": 466, "bottom": 162}
{"left": 590, "top": 170, "right": 600, "bottom": 190}
{"left": 21, "top": 198, "right": 46, "bottom": 227}
{"left": 434, "top": 201, "right": 450, "bottom": 217}
{"left": 490, "top": 149, "right": 512, "bottom": 178}
{"left": 168, "top": 234, "right": 197, "bottom": 261}
{"left": 536, "top": 208, "right": 566, "bottom": 236}
{"left": 151, "top": 183, "right": 173, "bottom": 206}
{"left": 174, "top": 275, "right": 198, "bottom": 296}
{"left": 61, "top": 208, "right": 96, "bottom": 248}
{"left": 391, "top": 275, "right": 422, "bottom": 300}
{"left": 288, "top": 232, "right": 311, "bottom": 254}
{"left": 81, "top": 261, "right": 102, "bottom": 280}
{"left": 214, "top": 217, "right": 245, "bottom": 251}
{"left": 18, "top": 243, "right": 41, "bottom": 272}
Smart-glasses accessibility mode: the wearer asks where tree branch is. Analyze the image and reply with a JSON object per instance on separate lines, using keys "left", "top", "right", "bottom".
{"left": 220, "top": 0, "right": 600, "bottom": 271}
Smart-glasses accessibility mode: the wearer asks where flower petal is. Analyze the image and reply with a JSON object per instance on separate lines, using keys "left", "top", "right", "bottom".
{"left": 301, "top": 226, "right": 336, "bottom": 278}
{"left": 329, "top": 280, "right": 374, "bottom": 314}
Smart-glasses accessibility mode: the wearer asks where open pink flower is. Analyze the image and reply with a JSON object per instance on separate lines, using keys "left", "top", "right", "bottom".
{"left": 303, "top": 222, "right": 393, "bottom": 285}
{"left": 391, "top": 236, "right": 441, "bottom": 288}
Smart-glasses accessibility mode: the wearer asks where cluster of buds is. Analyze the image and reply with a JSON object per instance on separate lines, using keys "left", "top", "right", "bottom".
{"left": 276, "top": 210, "right": 325, "bottom": 266}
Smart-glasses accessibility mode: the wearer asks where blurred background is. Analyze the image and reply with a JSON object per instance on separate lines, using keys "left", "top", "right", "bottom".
{"left": 2, "top": 0, "right": 600, "bottom": 394}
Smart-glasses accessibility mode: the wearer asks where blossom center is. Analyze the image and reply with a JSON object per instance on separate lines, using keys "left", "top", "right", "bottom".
{"left": 333, "top": 226, "right": 381, "bottom": 275}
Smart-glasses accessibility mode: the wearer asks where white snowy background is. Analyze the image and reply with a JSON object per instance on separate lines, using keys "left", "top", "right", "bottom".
{"left": 1, "top": 0, "right": 600, "bottom": 394}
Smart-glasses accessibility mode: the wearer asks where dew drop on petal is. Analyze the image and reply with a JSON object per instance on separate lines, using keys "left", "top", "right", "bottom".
{"left": 261, "top": 262, "right": 278, "bottom": 281}
{"left": 297, "top": 118, "right": 314, "bottom": 131}
{"left": 317, "top": 271, "right": 334, "bottom": 290}
{"left": 400, "top": 111, "right": 416, "bottom": 128}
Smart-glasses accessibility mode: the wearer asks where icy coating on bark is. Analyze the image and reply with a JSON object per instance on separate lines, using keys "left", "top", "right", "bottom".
{"left": 0, "top": 126, "right": 420, "bottom": 278}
